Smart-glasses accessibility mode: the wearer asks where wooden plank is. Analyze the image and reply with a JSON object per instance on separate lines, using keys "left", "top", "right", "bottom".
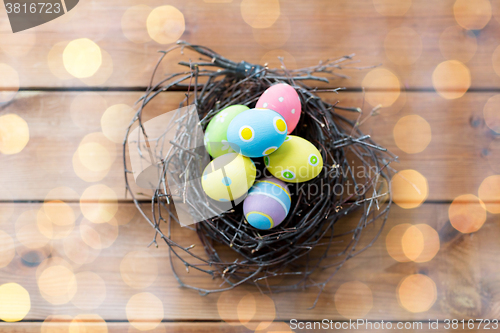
{"left": 0, "top": 0, "right": 499, "bottom": 89}
{"left": 0, "top": 91, "right": 498, "bottom": 201}
{"left": 1, "top": 202, "right": 500, "bottom": 322}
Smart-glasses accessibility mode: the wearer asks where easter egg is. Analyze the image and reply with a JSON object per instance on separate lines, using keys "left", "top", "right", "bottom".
{"left": 264, "top": 135, "right": 323, "bottom": 183}
{"left": 204, "top": 105, "right": 249, "bottom": 158}
{"left": 201, "top": 153, "right": 256, "bottom": 202}
{"left": 256, "top": 83, "right": 301, "bottom": 134}
{"left": 243, "top": 177, "right": 291, "bottom": 230}
{"left": 226, "top": 108, "right": 287, "bottom": 158}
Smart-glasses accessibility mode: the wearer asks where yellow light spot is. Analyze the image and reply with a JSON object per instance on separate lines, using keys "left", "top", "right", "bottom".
{"left": 483, "top": 94, "right": 500, "bottom": 134}
{"left": 79, "top": 50, "right": 114, "bottom": 86}
{"left": 217, "top": 291, "right": 246, "bottom": 325}
{"left": 386, "top": 223, "right": 412, "bottom": 262}
{"left": 0, "top": 230, "right": 15, "bottom": 268}
{"left": 439, "top": 25, "right": 477, "bottom": 63}
{"left": 71, "top": 272, "right": 107, "bottom": 310}
{"left": 0, "top": 31, "right": 36, "bottom": 57}
{"left": 432, "top": 60, "right": 470, "bottom": 99}
{"left": 237, "top": 292, "right": 275, "bottom": 330}
{"left": 101, "top": 104, "right": 136, "bottom": 144}
{"left": 147, "top": 6, "right": 185, "bottom": 44}
{"left": 48, "top": 41, "right": 74, "bottom": 81}
{"left": 70, "top": 93, "right": 108, "bottom": 130}
{"left": 63, "top": 231, "right": 100, "bottom": 265}
{"left": 16, "top": 210, "right": 50, "bottom": 249}
{"left": 36, "top": 257, "right": 72, "bottom": 280}
{"left": 78, "top": 142, "right": 112, "bottom": 172}
{"left": 121, "top": 5, "right": 152, "bottom": 44}
{"left": 478, "top": 175, "right": 500, "bottom": 214}
{"left": 487, "top": 140, "right": 500, "bottom": 173}
{"left": 37, "top": 200, "right": 76, "bottom": 239}
{"left": 80, "top": 184, "right": 118, "bottom": 223}
{"left": 260, "top": 49, "right": 297, "bottom": 70}
{"left": 41, "top": 315, "right": 72, "bottom": 333}
{"left": 391, "top": 169, "right": 428, "bottom": 209}
{"left": 73, "top": 132, "right": 116, "bottom": 182}
{"left": 276, "top": 119, "right": 286, "bottom": 132}
{"left": 0, "top": 64, "right": 20, "bottom": 103}
{"left": 334, "top": 281, "right": 373, "bottom": 318}
{"left": 45, "top": 187, "right": 80, "bottom": 202}
{"left": 69, "top": 314, "right": 108, "bottom": 333}
{"left": 373, "top": 0, "right": 411, "bottom": 16}
{"left": 398, "top": 274, "right": 437, "bottom": 313}
{"left": 401, "top": 225, "right": 424, "bottom": 261}
{"left": 37, "top": 265, "right": 76, "bottom": 305}
{"left": 393, "top": 115, "right": 431, "bottom": 154}
{"left": 63, "top": 38, "right": 102, "bottom": 78}
{"left": 453, "top": 0, "right": 491, "bottom": 30}
{"left": 362, "top": 68, "right": 401, "bottom": 108}
{"left": 384, "top": 27, "right": 422, "bottom": 65}
{"left": 80, "top": 218, "right": 119, "bottom": 250}
{"left": 0, "top": 114, "right": 29, "bottom": 155}
{"left": 449, "top": 194, "right": 487, "bottom": 233}
{"left": 120, "top": 251, "right": 158, "bottom": 289}
{"left": 241, "top": 127, "right": 253, "bottom": 140}
{"left": 0, "top": 283, "right": 30, "bottom": 322}
{"left": 252, "top": 15, "right": 290, "bottom": 48}
{"left": 412, "top": 224, "right": 440, "bottom": 263}
{"left": 241, "top": 0, "right": 280, "bottom": 29}
{"left": 126, "top": 292, "right": 164, "bottom": 331}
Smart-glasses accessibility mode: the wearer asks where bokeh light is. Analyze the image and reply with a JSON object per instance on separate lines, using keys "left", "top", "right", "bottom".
{"left": 121, "top": 5, "right": 152, "bottom": 44}
{"left": 362, "top": 68, "right": 401, "bottom": 108}
{"left": 387, "top": 223, "right": 439, "bottom": 263}
{"left": 0, "top": 31, "right": 36, "bottom": 57}
{"left": 0, "top": 230, "right": 15, "bottom": 268}
{"left": 386, "top": 223, "right": 413, "bottom": 262}
{"left": 63, "top": 38, "right": 102, "bottom": 78}
{"left": 37, "top": 201, "right": 75, "bottom": 240}
{"left": 37, "top": 264, "right": 76, "bottom": 305}
{"left": 241, "top": 0, "right": 280, "bottom": 29}
{"left": 120, "top": 251, "right": 158, "bottom": 289}
{"left": 80, "top": 218, "right": 119, "bottom": 250}
{"left": 73, "top": 132, "right": 116, "bottom": 182}
{"left": 0, "top": 113, "right": 29, "bottom": 154}
{"left": 432, "top": 60, "right": 470, "bottom": 99}
{"left": 41, "top": 315, "right": 72, "bottom": 333}
{"left": 80, "top": 184, "right": 118, "bottom": 223}
{"left": 48, "top": 41, "right": 74, "bottom": 80}
{"left": 493, "top": 46, "right": 500, "bottom": 78}
{"left": 80, "top": 50, "right": 114, "bottom": 86}
{"left": 0, "top": 283, "right": 31, "bottom": 322}
{"left": 478, "top": 175, "right": 500, "bottom": 214}
{"left": 252, "top": 15, "right": 291, "bottom": 48}
{"left": 400, "top": 225, "right": 424, "bottom": 261}
{"left": 147, "top": 6, "right": 185, "bottom": 44}
{"left": 101, "top": 104, "right": 136, "bottom": 144}
{"left": 237, "top": 292, "right": 276, "bottom": 330}
{"left": 0, "top": 64, "right": 20, "bottom": 103}
{"left": 15, "top": 210, "right": 50, "bottom": 249}
{"left": 439, "top": 25, "right": 477, "bottom": 63}
{"left": 453, "top": 0, "right": 491, "bottom": 30}
{"left": 449, "top": 194, "right": 487, "bottom": 233}
{"left": 411, "top": 224, "right": 440, "bottom": 263}
{"left": 260, "top": 49, "right": 297, "bottom": 70}
{"left": 334, "top": 281, "right": 373, "bottom": 318}
{"left": 483, "top": 94, "right": 500, "bottom": 134}
{"left": 373, "top": 0, "right": 412, "bottom": 16}
{"left": 397, "top": 274, "right": 437, "bottom": 313}
{"left": 126, "top": 292, "right": 164, "bottom": 331}
{"left": 217, "top": 291, "right": 245, "bottom": 325}
{"left": 63, "top": 230, "right": 101, "bottom": 266}
{"left": 70, "top": 93, "right": 107, "bottom": 130}
{"left": 70, "top": 314, "right": 108, "bottom": 333}
{"left": 391, "top": 169, "right": 429, "bottom": 209}
{"left": 384, "top": 27, "right": 422, "bottom": 66}
{"left": 78, "top": 142, "right": 113, "bottom": 172}
{"left": 71, "top": 272, "right": 107, "bottom": 310}
{"left": 45, "top": 186, "right": 80, "bottom": 202}
{"left": 393, "top": 115, "right": 432, "bottom": 154}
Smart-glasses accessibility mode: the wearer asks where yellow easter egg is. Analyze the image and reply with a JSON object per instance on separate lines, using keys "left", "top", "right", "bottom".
{"left": 264, "top": 135, "right": 323, "bottom": 182}
{"left": 201, "top": 153, "right": 257, "bottom": 201}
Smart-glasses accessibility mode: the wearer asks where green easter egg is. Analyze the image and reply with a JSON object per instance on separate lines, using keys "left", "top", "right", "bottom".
{"left": 204, "top": 105, "right": 249, "bottom": 157}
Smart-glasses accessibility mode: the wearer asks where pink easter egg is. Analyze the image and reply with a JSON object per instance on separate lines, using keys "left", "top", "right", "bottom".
{"left": 256, "top": 83, "right": 301, "bottom": 134}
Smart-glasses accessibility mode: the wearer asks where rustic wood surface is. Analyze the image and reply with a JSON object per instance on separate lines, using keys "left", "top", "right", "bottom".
{"left": 1, "top": 0, "right": 500, "bottom": 330}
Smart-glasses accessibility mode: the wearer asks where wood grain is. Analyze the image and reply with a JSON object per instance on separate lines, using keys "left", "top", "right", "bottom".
{"left": 1, "top": 91, "right": 498, "bottom": 202}
{"left": 0, "top": 0, "right": 499, "bottom": 89}
{"left": 2, "top": 202, "right": 500, "bottom": 322}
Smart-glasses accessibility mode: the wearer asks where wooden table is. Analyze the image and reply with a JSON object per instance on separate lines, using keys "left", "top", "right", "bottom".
{"left": 1, "top": 0, "right": 499, "bottom": 331}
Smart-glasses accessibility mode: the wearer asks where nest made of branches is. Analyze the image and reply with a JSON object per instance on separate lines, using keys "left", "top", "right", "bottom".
{"left": 123, "top": 41, "right": 397, "bottom": 308}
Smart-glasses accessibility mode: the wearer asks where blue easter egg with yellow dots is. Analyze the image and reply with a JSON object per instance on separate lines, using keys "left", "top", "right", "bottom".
{"left": 201, "top": 153, "right": 256, "bottom": 202}
{"left": 243, "top": 177, "right": 291, "bottom": 230}
{"left": 226, "top": 108, "right": 287, "bottom": 158}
